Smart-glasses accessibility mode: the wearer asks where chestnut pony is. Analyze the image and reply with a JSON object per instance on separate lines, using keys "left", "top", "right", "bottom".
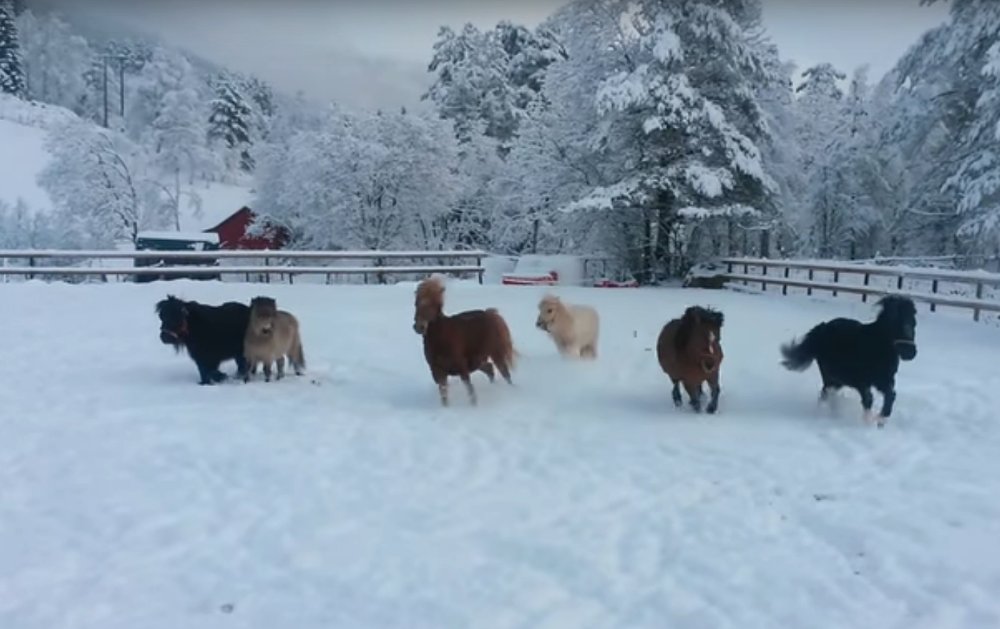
{"left": 412, "top": 276, "right": 515, "bottom": 406}
{"left": 656, "top": 306, "right": 725, "bottom": 414}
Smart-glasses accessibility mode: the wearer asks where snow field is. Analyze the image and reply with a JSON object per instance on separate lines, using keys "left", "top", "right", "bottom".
{"left": 1, "top": 280, "right": 999, "bottom": 629}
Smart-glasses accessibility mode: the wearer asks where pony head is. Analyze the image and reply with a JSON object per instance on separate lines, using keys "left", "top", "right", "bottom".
{"left": 877, "top": 295, "right": 918, "bottom": 361}
{"left": 155, "top": 295, "right": 189, "bottom": 349}
{"left": 675, "top": 306, "right": 725, "bottom": 372}
{"left": 249, "top": 296, "right": 279, "bottom": 336}
{"left": 413, "top": 275, "right": 446, "bottom": 335}
{"left": 535, "top": 294, "right": 564, "bottom": 331}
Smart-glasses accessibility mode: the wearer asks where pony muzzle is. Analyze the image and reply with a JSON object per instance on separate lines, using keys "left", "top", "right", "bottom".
{"left": 159, "top": 329, "right": 180, "bottom": 344}
{"left": 894, "top": 339, "right": 917, "bottom": 361}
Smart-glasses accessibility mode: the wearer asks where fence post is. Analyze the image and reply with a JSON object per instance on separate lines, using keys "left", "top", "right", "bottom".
{"left": 975, "top": 281, "right": 983, "bottom": 322}
{"left": 832, "top": 270, "right": 839, "bottom": 297}
{"left": 807, "top": 269, "right": 814, "bottom": 296}
{"left": 896, "top": 274, "right": 904, "bottom": 291}
{"left": 782, "top": 267, "right": 789, "bottom": 296}
{"left": 743, "top": 262, "right": 748, "bottom": 286}
{"left": 930, "top": 279, "right": 938, "bottom": 312}
{"left": 29, "top": 256, "right": 35, "bottom": 281}
{"left": 761, "top": 264, "right": 768, "bottom": 291}
{"left": 477, "top": 253, "right": 484, "bottom": 285}
{"left": 862, "top": 272, "right": 870, "bottom": 302}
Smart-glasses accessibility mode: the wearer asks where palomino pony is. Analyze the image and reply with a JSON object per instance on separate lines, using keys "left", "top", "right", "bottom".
{"left": 656, "top": 306, "right": 725, "bottom": 414}
{"left": 535, "top": 294, "right": 600, "bottom": 359}
{"left": 780, "top": 295, "right": 917, "bottom": 427}
{"left": 243, "top": 296, "right": 306, "bottom": 382}
{"left": 412, "top": 275, "right": 515, "bottom": 406}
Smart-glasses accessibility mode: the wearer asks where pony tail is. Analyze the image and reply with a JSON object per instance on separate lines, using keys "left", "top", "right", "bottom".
{"left": 780, "top": 330, "right": 818, "bottom": 371}
{"left": 291, "top": 336, "right": 306, "bottom": 370}
{"left": 486, "top": 308, "right": 516, "bottom": 370}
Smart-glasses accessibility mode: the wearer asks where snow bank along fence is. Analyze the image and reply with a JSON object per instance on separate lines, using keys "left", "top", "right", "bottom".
{"left": 0, "top": 250, "right": 488, "bottom": 285}
{"left": 720, "top": 257, "right": 1000, "bottom": 322}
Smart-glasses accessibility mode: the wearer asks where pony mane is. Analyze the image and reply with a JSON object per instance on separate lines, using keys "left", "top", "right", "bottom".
{"left": 415, "top": 275, "right": 446, "bottom": 310}
{"left": 876, "top": 295, "right": 916, "bottom": 320}
{"left": 674, "top": 306, "right": 724, "bottom": 351}
{"left": 250, "top": 296, "right": 277, "bottom": 309}
{"left": 539, "top": 293, "right": 561, "bottom": 307}
{"left": 155, "top": 294, "right": 182, "bottom": 315}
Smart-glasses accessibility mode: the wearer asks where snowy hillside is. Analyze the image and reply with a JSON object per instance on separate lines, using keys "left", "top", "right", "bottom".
{"left": 0, "top": 118, "right": 52, "bottom": 211}
{"left": 0, "top": 94, "right": 254, "bottom": 233}
{"left": 1, "top": 280, "right": 998, "bottom": 628}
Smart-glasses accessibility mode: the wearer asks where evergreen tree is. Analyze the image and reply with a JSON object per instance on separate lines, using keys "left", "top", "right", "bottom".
{"left": 561, "top": 0, "right": 780, "bottom": 281}
{"left": 0, "top": 0, "right": 26, "bottom": 98}
{"left": 208, "top": 73, "right": 254, "bottom": 171}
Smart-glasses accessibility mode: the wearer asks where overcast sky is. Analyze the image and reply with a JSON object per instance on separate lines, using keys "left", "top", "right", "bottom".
{"left": 66, "top": 0, "right": 951, "bottom": 111}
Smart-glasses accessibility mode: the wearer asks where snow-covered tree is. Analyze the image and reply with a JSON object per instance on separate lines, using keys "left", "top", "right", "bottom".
{"left": 133, "top": 48, "right": 219, "bottom": 229}
{"left": 425, "top": 20, "right": 565, "bottom": 152}
{"left": 0, "top": 0, "right": 26, "bottom": 98}
{"left": 38, "top": 120, "right": 166, "bottom": 246}
{"left": 15, "top": 10, "right": 91, "bottom": 112}
{"left": 0, "top": 198, "right": 57, "bottom": 249}
{"left": 549, "top": 0, "right": 779, "bottom": 281}
{"left": 254, "top": 106, "right": 461, "bottom": 252}
{"left": 208, "top": 72, "right": 253, "bottom": 171}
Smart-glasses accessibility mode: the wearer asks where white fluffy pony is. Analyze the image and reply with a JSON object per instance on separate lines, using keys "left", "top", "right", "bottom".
{"left": 535, "top": 294, "right": 600, "bottom": 359}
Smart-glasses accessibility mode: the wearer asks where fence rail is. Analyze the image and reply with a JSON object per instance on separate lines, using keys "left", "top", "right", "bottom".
{"left": 0, "top": 249, "right": 488, "bottom": 284}
{"left": 719, "top": 257, "right": 1000, "bottom": 322}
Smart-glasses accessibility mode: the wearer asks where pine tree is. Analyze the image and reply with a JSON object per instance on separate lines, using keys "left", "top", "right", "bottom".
{"left": 0, "top": 0, "right": 26, "bottom": 98}
{"left": 208, "top": 74, "right": 254, "bottom": 171}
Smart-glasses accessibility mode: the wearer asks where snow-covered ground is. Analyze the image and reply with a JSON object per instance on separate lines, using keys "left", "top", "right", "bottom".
{"left": 2, "top": 280, "right": 999, "bottom": 629}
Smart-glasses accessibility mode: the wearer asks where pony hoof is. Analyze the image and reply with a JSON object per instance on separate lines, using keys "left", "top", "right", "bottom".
{"left": 706, "top": 405, "right": 718, "bottom": 415}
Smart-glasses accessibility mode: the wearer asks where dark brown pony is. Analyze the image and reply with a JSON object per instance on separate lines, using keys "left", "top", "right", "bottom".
{"left": 412, "top": 275, "right": 515, "bottom": 406}
{"left": 656, "top": 306, "right": 725, "bottom": 414}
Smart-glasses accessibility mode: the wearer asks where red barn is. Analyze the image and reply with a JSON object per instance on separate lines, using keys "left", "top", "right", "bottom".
{"left": 204, "top": 206, "right": 289, "bottom": 250}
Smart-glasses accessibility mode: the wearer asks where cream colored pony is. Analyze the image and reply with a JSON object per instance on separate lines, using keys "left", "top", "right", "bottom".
{"left": 244, "top": 296, "right": 306, "bottom": 382}
{"left": 535, "top": 294, "right": 599, "bottom": 359}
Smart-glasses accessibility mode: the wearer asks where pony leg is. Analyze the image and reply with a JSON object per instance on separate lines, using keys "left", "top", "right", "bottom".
{"left": 433, "top": 370, "right": 449, "bottom": 406}
{"left": 263, "top": 361, "right": 273, "bottom": 383}
{"left": 670, "top": 379, "right": 683, "bottom": 408}
{"left": 235, "top": 355, "right": 249, "bottom": 380}
{"left": 875, "top": 380, "right": 896, "bottom": 428}
{"left": 460, "top": 372, "right": 477, "bottom": 406}
{"left": 243, "top": 360, "right": 255, "bottom": 383}
{"left": 706, "top": 372, "right": 721, "bottom": 415}
{"left": 580, "top": 344, "right": 597, "bottom": 360}
{"left": 684, "top": 381, "right": 703, "bottom": 413}
{"left": 276, "top": 356, "right": 286, "bottom": 380}
{"left": 494, "top": 359, "right": 513, "bottom": 385}
{"left": 479, "top": 362, "right": 496, "bottom": 383}
{"left": 858, "top": 387, "right": 875, "bottom": 423}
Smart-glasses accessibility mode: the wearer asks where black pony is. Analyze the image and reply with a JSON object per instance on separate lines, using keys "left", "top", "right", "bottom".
{"left": 780, "top": 295, "right": 918, "bottom": 427}
{"left": 155, "top": 295, "right": 251, "bottom": 385}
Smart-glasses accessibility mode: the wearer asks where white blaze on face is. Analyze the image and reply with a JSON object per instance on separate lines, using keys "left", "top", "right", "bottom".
{"left": 708, "top": 331, "right": 716, "bottom": 354}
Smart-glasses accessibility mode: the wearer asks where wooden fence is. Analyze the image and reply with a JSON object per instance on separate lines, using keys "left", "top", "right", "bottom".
{"left": 0, "top": 249, "right": 488, "bottom": 285}
{"left": 720, "top": 257, "right": 1000, "bottom": 322}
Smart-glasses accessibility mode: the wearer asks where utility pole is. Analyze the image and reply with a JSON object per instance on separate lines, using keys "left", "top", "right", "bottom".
{"left": 100, "top": 53, "right": 128, "bottom": 128}
{"left": 102, "top": 55, "right": 108, "bottom": 128}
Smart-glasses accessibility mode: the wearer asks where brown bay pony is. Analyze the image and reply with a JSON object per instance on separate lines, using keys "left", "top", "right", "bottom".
{"left": 412, "top": 276, "right": 515, "bottom": 406}
{"left": 656, "top": 306, "right": 725, "bottom": 414}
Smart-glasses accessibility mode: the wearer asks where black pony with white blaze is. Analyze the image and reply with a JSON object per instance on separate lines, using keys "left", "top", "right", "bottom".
{"left": 780, "top": 295, "right": 918, "bottom": 427}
